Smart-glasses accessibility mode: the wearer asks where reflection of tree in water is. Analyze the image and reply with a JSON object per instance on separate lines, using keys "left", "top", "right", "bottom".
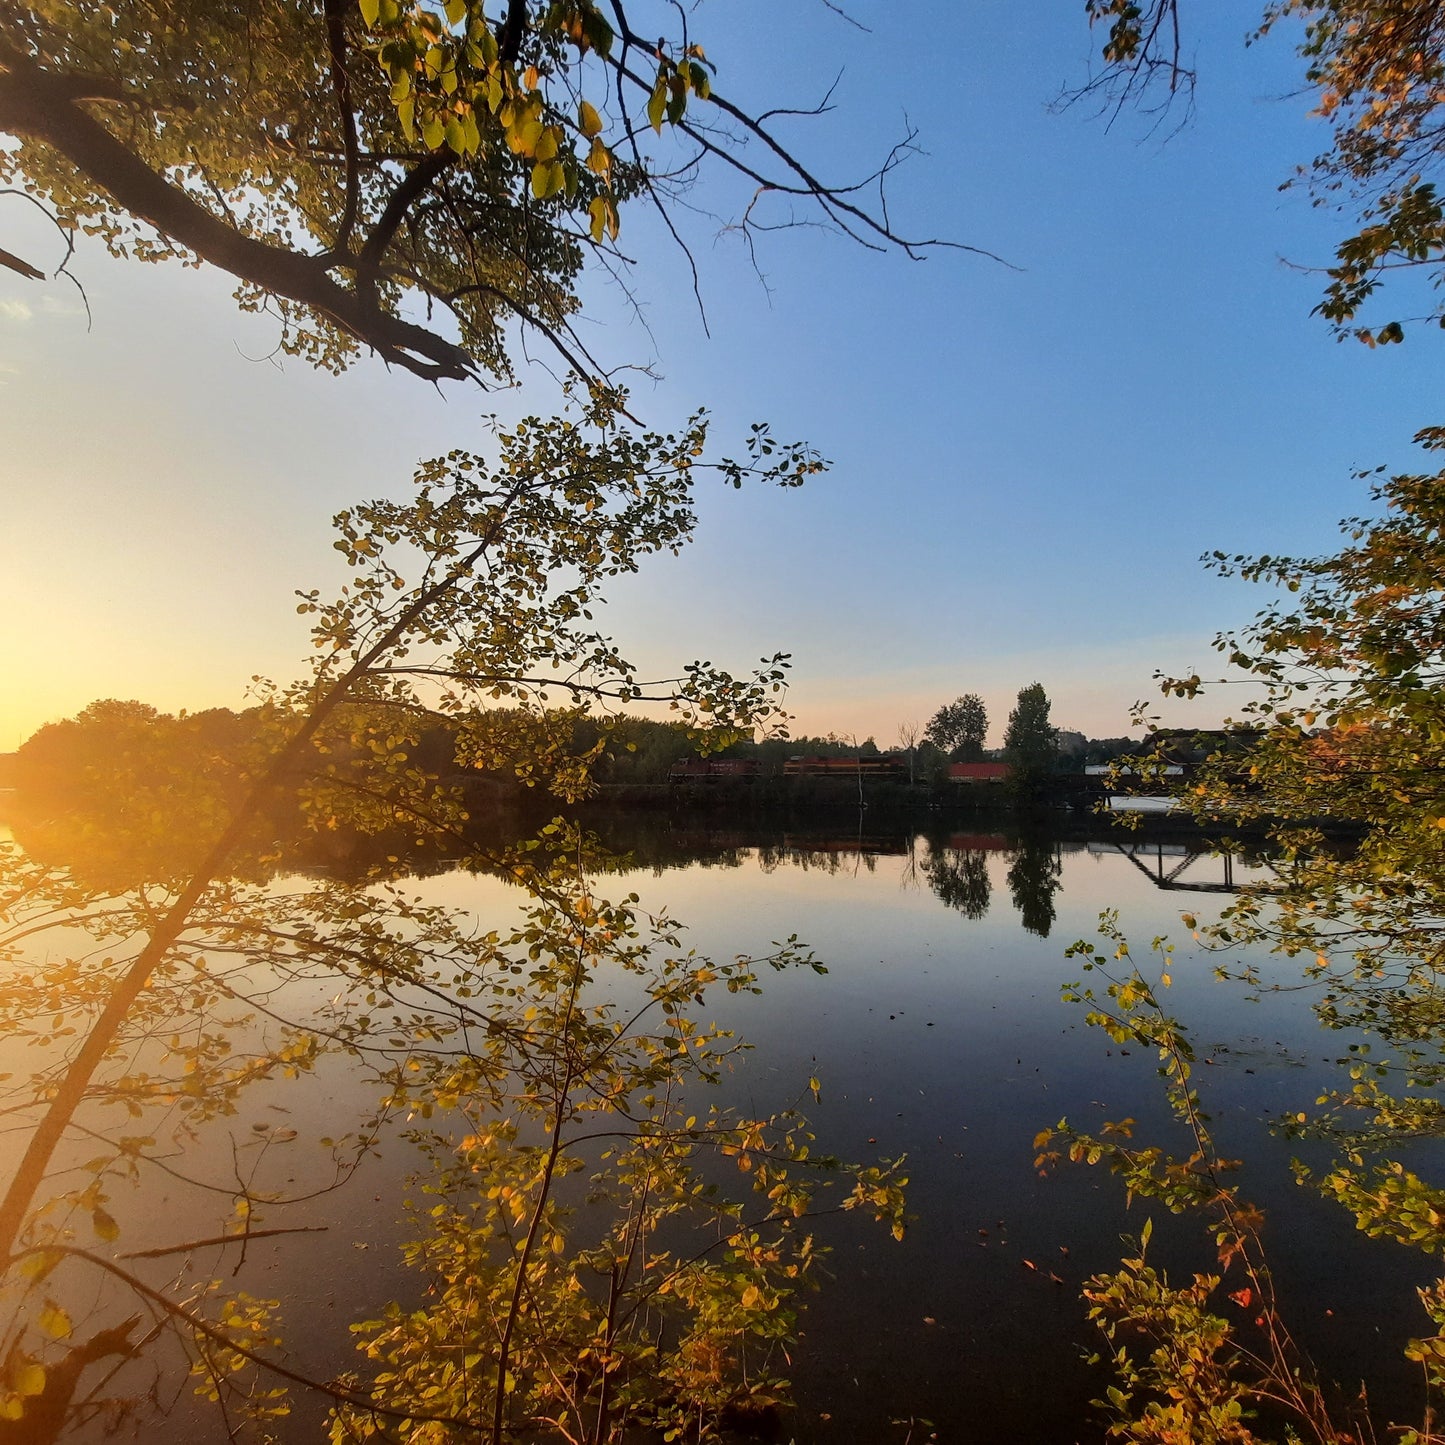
{"left": 1007, "top": 836, "right": 1062, "bottom": 938}
{"left": 924, "top": 849, "right": 992, "bottom": 919}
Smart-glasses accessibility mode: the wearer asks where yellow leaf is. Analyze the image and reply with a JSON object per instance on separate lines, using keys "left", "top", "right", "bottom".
{"left": 578, "top": 99, "right": 602, "bottom": 137}
{"left": 91, "top": 1208, "right": 119, "bottom": 1243}
{"left": 531, "top": 160, "right": 562, "bottom": 199}
{"left": 12, "top": 1363, "right": 44, "bottom": 1398}
{"left": 38, "top": 1303, "right": 72, "bottom": 1341}
{"left": 18, "top": 1251, "right": 59, "bottom": 1282}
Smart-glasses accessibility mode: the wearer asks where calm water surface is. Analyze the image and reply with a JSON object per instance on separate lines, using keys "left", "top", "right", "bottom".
{"left": 4, "top": 816, "right": 1436, "bottom": 1442}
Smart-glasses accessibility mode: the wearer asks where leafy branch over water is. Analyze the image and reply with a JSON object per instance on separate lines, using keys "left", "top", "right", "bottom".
{"left": 0, "top": 392, "right": 906, "bottom": 1441}
{"left": 1039, "top": 921, "right": 1355, "bottom": 1444}
{"left": 1042, "top": 431, "right": 1445, "bottom": 1442}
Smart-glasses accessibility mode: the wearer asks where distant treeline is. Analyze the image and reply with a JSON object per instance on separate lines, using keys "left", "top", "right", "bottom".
{"left": 3, "top": 699, "right": 1140, "bottom": 801}
{"left": 0, "top": 699, "right": 1160, "bottom": 892}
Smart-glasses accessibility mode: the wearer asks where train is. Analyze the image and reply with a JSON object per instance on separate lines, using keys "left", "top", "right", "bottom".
{"left": 668, "top": 755, "right": 909, "bottom": 782}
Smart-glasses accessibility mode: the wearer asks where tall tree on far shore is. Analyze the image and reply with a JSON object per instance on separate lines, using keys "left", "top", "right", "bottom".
{"left": 926, "top": 694, "right": 988, "bottom": 761}
{"left": 1002, "top": 683, "right": 1057, "bottom": 799}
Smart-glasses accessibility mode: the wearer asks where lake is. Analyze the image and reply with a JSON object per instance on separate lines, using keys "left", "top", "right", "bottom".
{"left": 1, "top": 810, "right": 1436, "bottom": 1443}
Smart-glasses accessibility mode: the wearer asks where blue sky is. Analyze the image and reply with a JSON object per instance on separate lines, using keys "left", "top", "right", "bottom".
{"left": 3, "top": 2, "right": 1442, "bottom": 749}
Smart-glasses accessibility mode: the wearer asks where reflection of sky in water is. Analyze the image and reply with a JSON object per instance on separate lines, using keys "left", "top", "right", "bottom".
{"left": 4, "top": 829, "right": 1438, "bottom": 1443}
{"left": 412, "top": 835, "right": 1439, "bottom": 1442}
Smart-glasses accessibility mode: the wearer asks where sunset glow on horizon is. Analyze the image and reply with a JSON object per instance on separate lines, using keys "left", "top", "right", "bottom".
{"left": 3, "top": 5, "right": 1435, "bottom": 755}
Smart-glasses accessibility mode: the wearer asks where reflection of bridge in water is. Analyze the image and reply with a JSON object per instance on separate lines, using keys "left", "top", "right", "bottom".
{"left": 1088, "top": 840, "right": 1258, "bottom": 893}
{"left": 658, "top": 827, "right": 1269, "bottom": 894}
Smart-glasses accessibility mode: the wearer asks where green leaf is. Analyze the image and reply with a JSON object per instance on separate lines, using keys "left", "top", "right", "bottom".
{"left": 582, "top": 9, "right": 613, "bottom": 58}
{"left": 358, "top": 0, "right": 381, "bottom": 27}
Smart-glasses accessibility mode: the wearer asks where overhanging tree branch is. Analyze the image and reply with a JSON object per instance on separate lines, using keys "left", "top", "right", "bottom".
{"left": 0, "top": 52, "right": 478, "bottom": 382}
{"left": 1, "top": 4, "right": 993, "bottom": 390}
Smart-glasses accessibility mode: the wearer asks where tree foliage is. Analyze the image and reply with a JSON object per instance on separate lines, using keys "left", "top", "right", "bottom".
{"left": 1083, "top": 0, "right": 1445, "bottom": 348}
{"left": 0, "top": 0, "right": 958, "bottom": 385}
{"left": 1142, "top": 431, "right": 1445, "bottom": 1180}
{"left": 0, "top": 396, "right": 919, "bottom": 1441}
{"left": 327, "top": 877, "right": 904, "bottom": 1445}
{"left": 1052, "top": 429, "right": 1445, "bottom": 1442}
{"left": 1002, "top": 682, "right": 1058, "bottom": 798}
{"left": 925, "top": 693, "right": 988, "bottom": 761}
{"left": 1159, "top": 426, "right": 1445, "bottom": 993}
{"left": 1041, "top": 923, "right": 1361, "bottom": 1445}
